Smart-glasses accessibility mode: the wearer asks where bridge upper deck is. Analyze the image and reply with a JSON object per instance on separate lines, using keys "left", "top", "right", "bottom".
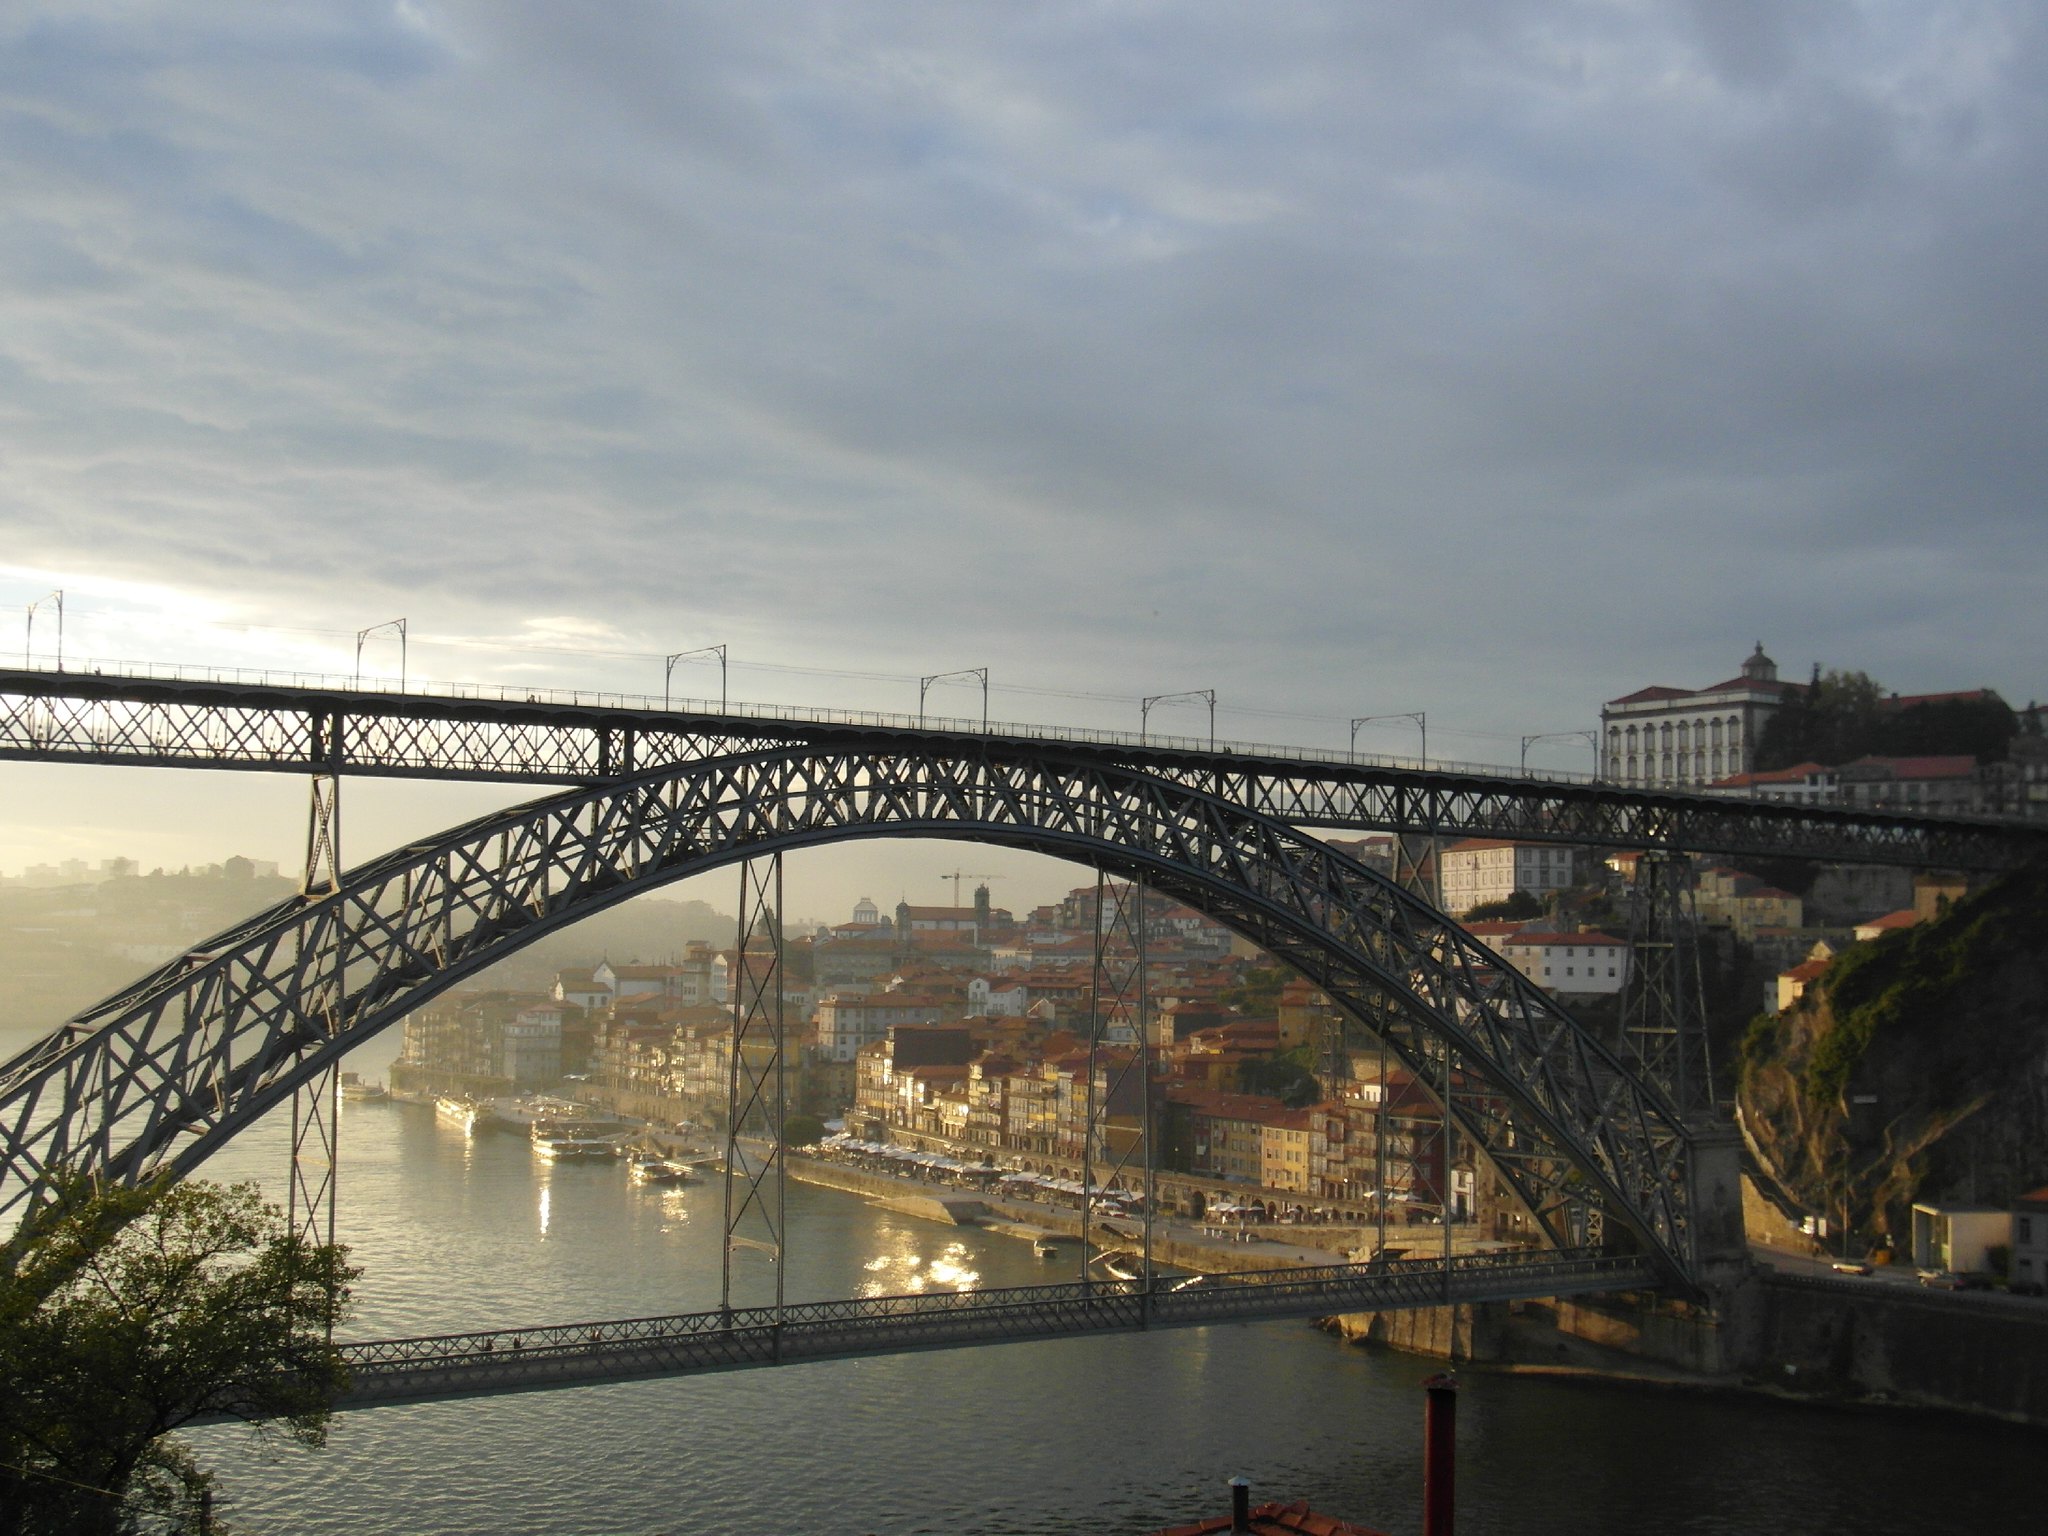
{"left": 2, "top": 665, "right": 2040, "bottom": 869}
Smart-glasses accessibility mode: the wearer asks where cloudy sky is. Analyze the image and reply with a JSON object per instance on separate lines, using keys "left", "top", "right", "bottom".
{"left": 2, "top": 1, "right": 2044, "bottom": 919}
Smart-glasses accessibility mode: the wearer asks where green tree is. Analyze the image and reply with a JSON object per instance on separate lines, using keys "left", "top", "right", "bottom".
{"left": 1463, "top": 890, "right": 1543, "bottom": 921}
{"left": 1238, "top": 1049, "right": 1322, "bottom": 1108}
{"left": 779, "top": 1112, "right": 826, "bottom": 1147}
{"left": 1218, "top": 964, "right": 1288, "bottom": 1015}
{"left": 0, "top": 1175, "right": 357, "bottom": 1536}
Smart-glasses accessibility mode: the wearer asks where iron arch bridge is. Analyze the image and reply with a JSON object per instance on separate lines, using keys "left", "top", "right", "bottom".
{"left": 2, "top": 741, "right": 1698, "bottom": 1284}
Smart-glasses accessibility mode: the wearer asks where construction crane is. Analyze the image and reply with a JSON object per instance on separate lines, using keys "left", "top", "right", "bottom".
{"left": 939, "top": 870, "right": 1004, "bottom": 908}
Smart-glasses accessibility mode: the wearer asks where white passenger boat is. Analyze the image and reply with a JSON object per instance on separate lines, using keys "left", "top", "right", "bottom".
{"left": 533, "top": 1135, "right": 620, "bottom": 1163}
{"left": 435, "top": 1096, "right": 477, "bottom": 1135}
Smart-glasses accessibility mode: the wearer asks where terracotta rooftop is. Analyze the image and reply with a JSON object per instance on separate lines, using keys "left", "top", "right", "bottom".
{"left": 1841, "top": 754, "right": 1978, "bottom": 780}
{"left": 1881, "top": 688, "right": 2003, "bottom": 710}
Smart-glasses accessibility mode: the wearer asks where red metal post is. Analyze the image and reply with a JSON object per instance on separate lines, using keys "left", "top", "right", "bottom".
{"left": 1422, "top": 1372, "right": 1458, "bottom": 1536}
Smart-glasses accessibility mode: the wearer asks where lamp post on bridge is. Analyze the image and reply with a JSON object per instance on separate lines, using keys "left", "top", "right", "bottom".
{"left": 354, "top": 618, "right": 407, "bottom": 691}
{"left": 1357, "top": 711, "right": 1439, "bottom": 907}
{"left": 1520, "top": 730, "right": 1597, "bottom": 779}
{"left": 1351, "top": 711, "right": 1426, "bottom": 767}
{"left": 1141, "top": 688, "right": 1216, "bottom": 750}
{"left": 665, "top": 644, "right": 727, "bottom": 712}
{"left": 919, "top": 667, "right": 988, "bottom": 731}
{"left": 23, "top": 589, "right": 62, "bottom": 671}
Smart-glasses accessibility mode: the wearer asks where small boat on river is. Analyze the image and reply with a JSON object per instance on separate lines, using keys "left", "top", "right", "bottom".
{"left": 630, "top": 1158, "right": 702, "bottom": 1186}
{"left": 1093, "top": 1251, "right": 1143, "bottom": 1282}
{"left": 435, "top": 1096, "right": 478, "bottom": 1135}
{"left": 534, "top": 1135, "right": 621, "bottom": 1163}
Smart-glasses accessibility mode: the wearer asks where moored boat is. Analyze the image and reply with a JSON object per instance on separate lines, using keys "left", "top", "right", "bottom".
{"left": 1093, "top": 1251, "right": 1142, "bottom": 1282}
{"left": 435, "top": 1096, "right": 478, "bottom": 1135}
{"left": 533, "top": 1134, "right": 621, "bottom": 1162}
{"left": 630, "top": 1158, "right": 701, "bottom": 1185}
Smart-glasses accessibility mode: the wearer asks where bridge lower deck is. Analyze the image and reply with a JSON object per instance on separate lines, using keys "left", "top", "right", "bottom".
{"left": 329, "top": 1249, "right": 1660, "bottom": 1409}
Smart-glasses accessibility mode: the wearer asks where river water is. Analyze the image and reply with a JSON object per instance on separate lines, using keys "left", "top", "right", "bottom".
{"left": 157, "top": 1096, "right": 2040, "bottom": 1536}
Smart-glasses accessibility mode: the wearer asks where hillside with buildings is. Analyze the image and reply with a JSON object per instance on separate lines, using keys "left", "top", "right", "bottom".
{"left": 1737, "top": 862, "right": 2048, "bottom": 1263}
{"left": 1599, "top": 643, "right": 2046, "bottom": 817}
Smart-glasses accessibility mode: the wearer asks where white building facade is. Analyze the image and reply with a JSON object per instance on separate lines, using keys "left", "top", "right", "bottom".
{"left": 1439, "top": 839, "right": 1577, "bottom": 915}
{"left": 1602, "top": 644, "right": 1799, "bottom": 790}
{"left": 1495, "top": 931, "right": 1631, "bottom": 995}
{"left": 812, "top": 993, "right": 950, "bottom": 1063}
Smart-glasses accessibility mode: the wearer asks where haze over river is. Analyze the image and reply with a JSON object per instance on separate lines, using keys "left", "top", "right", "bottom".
{"left": 134, "top": 1092, "right": 2034, "bottom": 1535}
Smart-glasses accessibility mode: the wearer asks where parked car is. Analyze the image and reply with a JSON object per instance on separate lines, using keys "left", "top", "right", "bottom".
{"left": 1918, "top": 1271, "right": 1965, "bottom": 1290}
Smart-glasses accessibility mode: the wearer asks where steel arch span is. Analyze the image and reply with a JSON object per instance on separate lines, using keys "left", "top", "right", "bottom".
{"left": 0, "top": 743, "right": 1698, "bottom": 1283}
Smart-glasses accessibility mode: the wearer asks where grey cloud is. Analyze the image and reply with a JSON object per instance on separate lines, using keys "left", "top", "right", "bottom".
{"left": 0, "top": 0, "right": 2042, "bottom": 741}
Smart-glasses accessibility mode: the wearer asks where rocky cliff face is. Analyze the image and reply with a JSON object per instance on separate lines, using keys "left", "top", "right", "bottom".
{"left": 1737, "top": 863, "right": 2048, "bottom": 1251}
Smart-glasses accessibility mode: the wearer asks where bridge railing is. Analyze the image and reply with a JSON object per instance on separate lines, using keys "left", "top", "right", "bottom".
{"left": 4, "top": 656, "right": 1586, "bottom": 785}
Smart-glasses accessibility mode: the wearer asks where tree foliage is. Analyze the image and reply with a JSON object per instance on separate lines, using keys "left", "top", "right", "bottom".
{"left": 1218, "top": 964, "right": 1288, "bottom": 1016}
{"left": 1238, "top": 1048, "right": 1322, "bottom": 1108}
{"left": 1463, "top": 890, "right": 1543, "bottom": 921}
{"left": 0, "top": 1175, "right": 357, "bottom": 1536}
{"left": 779, "top": 1112, "right": 827, "bottom": 1147}
{"left": 1755, "top": 667, "right": 2016, "bottom": 771}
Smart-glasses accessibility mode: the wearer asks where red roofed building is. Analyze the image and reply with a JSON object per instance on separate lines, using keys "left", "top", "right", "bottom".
{"left": 1852, "top": 908, "right": 1922, "bottom": 943}
{"left": 1776, "top": 956, "right": 1832, "bottom": 1010}
{"left": 1835, "top": 754, "right": 1981, "bottom": 813}
{"left": 1495, "top": 930, "right": 1631, "bottom": 995}
{"left": 1706, "top": 760, "right": 1839, "bottom": 805}
{"left": 1601, "top": 643, "right": 1802, "bottom": 790}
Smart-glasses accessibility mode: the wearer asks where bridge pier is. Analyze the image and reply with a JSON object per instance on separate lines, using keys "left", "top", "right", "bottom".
{"left": 1687, "top": 1118, "right": 1751, "bottom": 1286}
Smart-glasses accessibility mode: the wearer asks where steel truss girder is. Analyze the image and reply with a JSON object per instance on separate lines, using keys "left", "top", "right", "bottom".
{"left": 723, "top": 855, "right": 786, "bottom": 1315}
{"left": 1622, "top": 853, "right": 1714, "bottom": 1119}
{"left": 0, "top": 745, "right": 1696, "bottom": 1286}
{"left": 0, "top": 676, "right": 780, "bottom": 784}
{"left": 1082, "top": 872, "right": 1154, "bottom": 1284}
{"left": 288, "top": 773, "right": 343, "bottom": 1256}
{"left": 0, "top": 670, "right": 2038, "bottom": 871}
{"left": 1135, "top": 761, "right": 2039, "bottom": 871}
{"left": 322, "top": 1248, "right": 1658, "bottom": 1409}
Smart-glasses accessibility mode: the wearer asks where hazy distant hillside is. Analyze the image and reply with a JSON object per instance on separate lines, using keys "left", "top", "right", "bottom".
{"left": 0, "top": 871, "right": 738, "bottom": 1039}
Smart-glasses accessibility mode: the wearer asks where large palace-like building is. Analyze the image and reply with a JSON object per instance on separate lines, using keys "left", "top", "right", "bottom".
{"left": 1601, "top": 644, "right": 1801, "bottom": 790}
